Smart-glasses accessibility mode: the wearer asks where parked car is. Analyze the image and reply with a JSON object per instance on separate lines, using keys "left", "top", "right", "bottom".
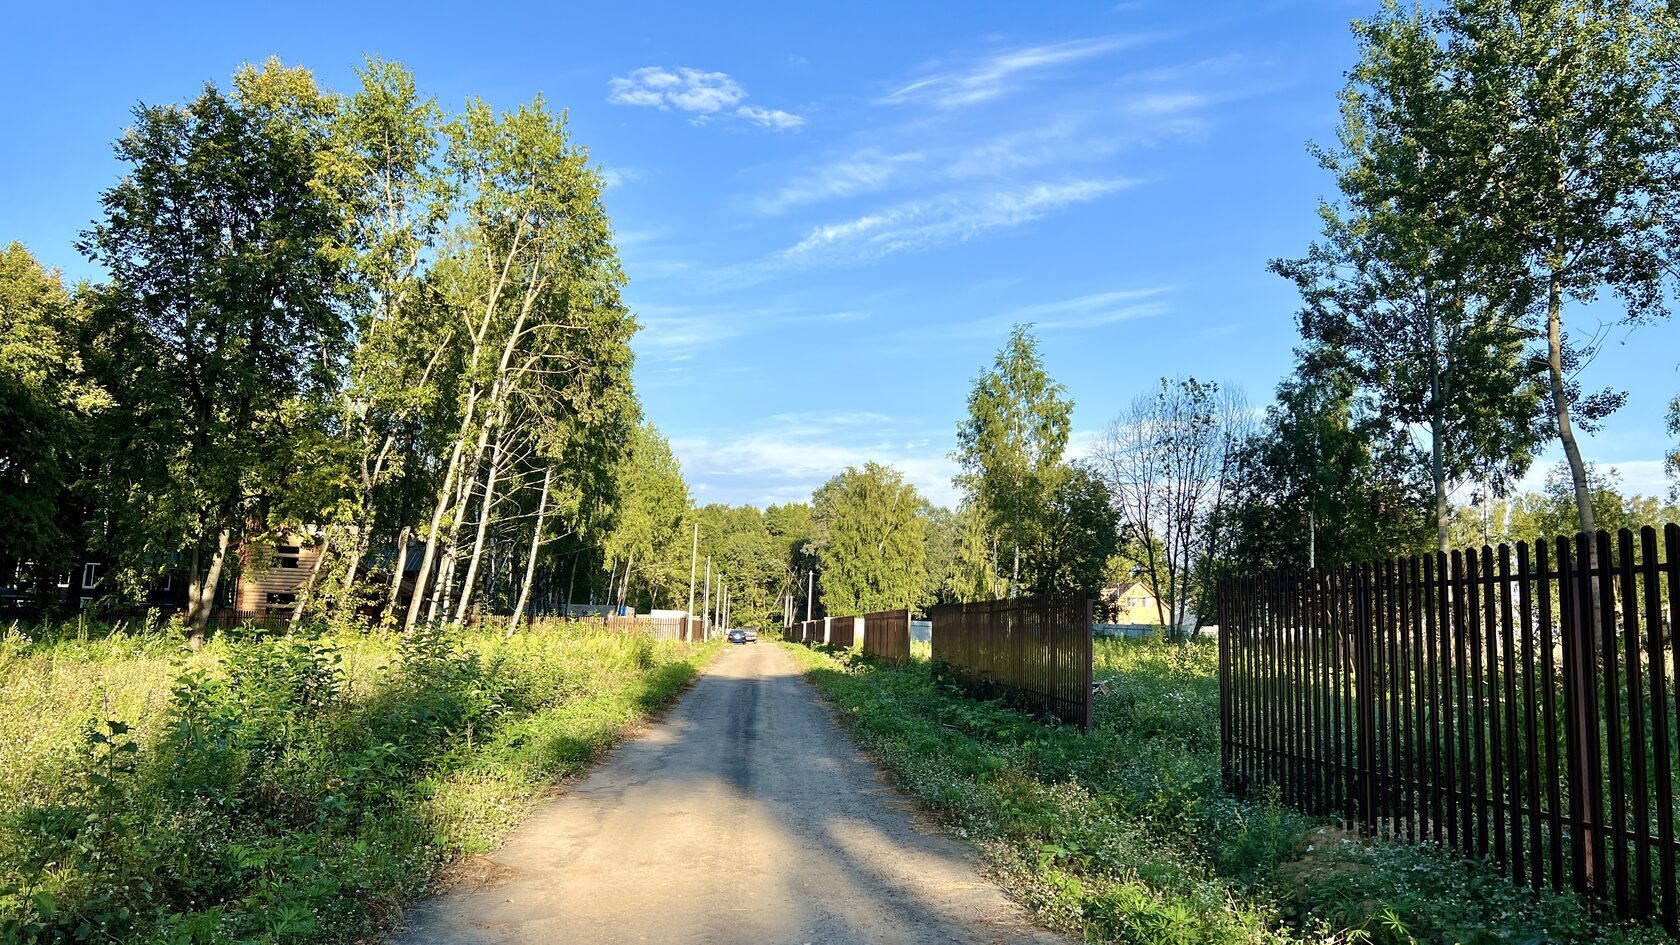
{"left": 743, "top": 628, "right": 758, "bottom": 643}
{"left": 728, "top": 629, "right": 746, "bottom": 644}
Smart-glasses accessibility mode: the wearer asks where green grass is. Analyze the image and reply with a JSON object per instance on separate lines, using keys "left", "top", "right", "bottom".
{"left": 785, "top": 637, "right": 1676, "bottom": 945}
{"left": 0, "top": 618, "right": 717, "bottom": 945}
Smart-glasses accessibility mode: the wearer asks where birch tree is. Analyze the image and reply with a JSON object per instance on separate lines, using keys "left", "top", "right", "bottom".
{"left": 952, "top": 324, "right": 1073, "bottom": 597}
{"left": 403, "top": 95, "right": 623, "bottom": 631}
{"left": 1442, "top": 0, "right": 1680, "bottom": 538}
{"left": 1272, "top": 2, "right": 1544, "bottom": 554}
{"left": 317, "top": 58, "right": 455, "bottom": 613}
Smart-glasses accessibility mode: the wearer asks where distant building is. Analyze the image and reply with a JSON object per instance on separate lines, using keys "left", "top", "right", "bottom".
{"left": 7, "top": 530, "right": 329, "bottom": 624}
{"left": 1099, "top": 579, "right": 1162, "bottom": 626}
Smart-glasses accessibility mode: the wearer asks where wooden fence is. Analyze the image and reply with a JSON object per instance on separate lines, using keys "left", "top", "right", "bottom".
{"left": 827, "top": 616, "right": 860, "bottom": 647}
{"left": 1218, "top": 526, "right": 1680, "bottom": 931}
{"left": 928, "top": 593, "right": 1093, "bottom": 731}
{"left": 603, "top": 615, "right": 703, "bottom": 642}
{"left": 863, "top": 609, "right": 912, "bottom": 665}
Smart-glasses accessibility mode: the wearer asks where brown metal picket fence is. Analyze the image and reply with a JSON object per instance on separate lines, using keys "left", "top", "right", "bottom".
{"left": 1218, "top": 526, "right": 1680, "bottom": 932}
{"left": 862, "top": 608, "right": 912, "bottom": 665}
{"left": 928, "top": 593, "right": 1093, "bottom": 731}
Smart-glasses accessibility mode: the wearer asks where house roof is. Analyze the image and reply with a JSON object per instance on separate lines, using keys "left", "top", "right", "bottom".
{"left": 1102, "top": 580, "right": 1155, "bottom": 598}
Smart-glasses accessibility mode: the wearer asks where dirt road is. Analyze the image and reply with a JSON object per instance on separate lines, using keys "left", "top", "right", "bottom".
{"left": 395, "top": 642, "right": 1066, "bottom": 945}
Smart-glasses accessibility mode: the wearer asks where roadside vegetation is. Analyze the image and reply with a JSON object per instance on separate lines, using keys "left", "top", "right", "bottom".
{"left": 784, "top": 636, "right": 1676, "bottom": 945}
{"left": 0, "top": 619, "right": 714, "bottom": 945}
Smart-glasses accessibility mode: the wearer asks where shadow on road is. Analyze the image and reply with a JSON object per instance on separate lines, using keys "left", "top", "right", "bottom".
{"left": 395, "top": 644, "right": 1066, "bottom": 945}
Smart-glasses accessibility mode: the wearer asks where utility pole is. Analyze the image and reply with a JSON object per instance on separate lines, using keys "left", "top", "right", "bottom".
{"left": 702, "top": 557, "right": 711, "bottom": 636}
{"left": 686, "top": 522, "right": 699, "bottom": 618}
{"left": 806, "top": 570, "right": 814, "bottom": 621}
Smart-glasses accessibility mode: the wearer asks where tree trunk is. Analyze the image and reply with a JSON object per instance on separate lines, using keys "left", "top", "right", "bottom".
{"left": 337, "top": 523, "right": 368, "bottom": 613}
{"left": 565, "top": 553, "right": 577, "bottom": 619}
{"left": 186, "top": 528, "right": 232, "bottom": 650}
{"left": 432, "top": 544, "right": 457, "bottom": 625}
{"left": 290, "top": 526, "right": 336, "bottom": 627}
{"left": 404, "top": 390, "right": 478, "bottom": 632}
{"left": 509, "top": 471, "right": 550, "bottom": 633}
{"left": 1430, "top": 327, "right": 1451, "bottom": 554}
{"left": 1547, "top": 274, "right": 1595, "bottom": 538}
{"left": 385, "top": 525, "right": 411, "bottom": 624}
{"left": 454, "top": 421, "right": 509, "bottom": 622}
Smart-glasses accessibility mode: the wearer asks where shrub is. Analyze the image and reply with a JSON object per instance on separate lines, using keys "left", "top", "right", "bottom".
{"left": 0, "top": 619, "right": 713, "bottom": 944}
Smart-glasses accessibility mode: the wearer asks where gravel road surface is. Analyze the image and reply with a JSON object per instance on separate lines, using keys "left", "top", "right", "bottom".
{"left": 394, "top": 641, "right": 1067, "bottom": 945}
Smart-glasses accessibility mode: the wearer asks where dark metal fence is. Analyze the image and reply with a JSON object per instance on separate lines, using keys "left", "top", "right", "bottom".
{"left": 1218, "top": 526, "right": 1680, "bottom": 932}
{"left": 928, "top": 593, "right": 1093, "bottom": 731}
{"left": 863, "top": 609, "right": 912, "bottom": 665}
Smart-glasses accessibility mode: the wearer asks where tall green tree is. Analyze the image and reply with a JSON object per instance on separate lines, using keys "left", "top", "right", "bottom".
{"left": 764, "top": 501, "right": 817, "bottom": 620}
{"left": 1029, "top": 465, "right": 1120, "bottom": 598}
{"left": 80, "top": 62, "right": 349, "bottom": 644}
{"left": 813, "top": 463, "right": 927, "bottom": 617}
{"left": 316, "top": 57, "right": 456, "bottom": 611}
{"left": 953, "top": 324, "right": 1073, "bottom": 596}
{"left": 1444, "top": 0, "right": 1680, "bottom": 537}
{"left": 403, "top": 93, "right": 627, "bottom": 630}
{"left": 1273, "top": 2, "right": 1544, "bottom": 553}
{"left": 1222, "top": 350, "right": 1432, "bottom": 572}
{"left": 918, "top": 502, "right": 962, "bottom": 608}
{"left": 0, "top": 244, "right": 110, "bottom": 598}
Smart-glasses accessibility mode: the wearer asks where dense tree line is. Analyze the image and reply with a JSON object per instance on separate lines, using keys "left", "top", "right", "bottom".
{"left": 0, "top": 59, "right": 672, "bottom": 643}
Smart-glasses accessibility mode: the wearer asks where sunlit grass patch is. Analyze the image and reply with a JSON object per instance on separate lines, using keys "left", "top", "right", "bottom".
{"left": 0, "top": 618, "right": 717, "bottom": 945}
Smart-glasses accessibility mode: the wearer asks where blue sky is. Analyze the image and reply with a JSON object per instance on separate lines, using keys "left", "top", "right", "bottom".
{"left": 3, "top": 1, "right": 1675, "bottom": 508}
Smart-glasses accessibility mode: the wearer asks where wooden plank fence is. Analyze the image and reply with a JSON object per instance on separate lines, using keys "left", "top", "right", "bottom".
{"left": 928, "top": 593, "right": 1093, "bottom": 731}
{"left": 828, "top": 615, "right": 860, "bottom": 648}
{"left": 863, "top": 608, "right": 912, "bottom": 665}
{"left": 1218, "top": 526, "right": 1680, "bottom": 932}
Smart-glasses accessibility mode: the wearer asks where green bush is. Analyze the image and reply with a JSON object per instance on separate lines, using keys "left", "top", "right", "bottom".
{"left": 0, "top": 619, "right": 714, "bottom": 945}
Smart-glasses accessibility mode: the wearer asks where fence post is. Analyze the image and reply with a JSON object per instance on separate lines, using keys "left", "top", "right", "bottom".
{"left": 1082, "top": 596, "right": 1094, "bottom": 734}
{"left": 1562, "top": 533, "right": 1607, "bottom": 895}
{"left": 1354, "top": 564, "right": 1379, "bottom": 835}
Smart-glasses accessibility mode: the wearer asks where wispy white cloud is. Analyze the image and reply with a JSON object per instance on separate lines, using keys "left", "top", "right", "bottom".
{"left": 882, "top": 35, "right": 1151, "bottom": 108}
{"left": 778, "top": 178, "right": 1134, "bottom": 266}
{"left": 609, "top": 67, "right": 744, "bottom": 113}
{"left": 737, "top": 104, "right": 807, "bottom": 131}
{"left": 752, "top": 68, "right": 1215, "bottom": 217}
{"left": 997, "top": 287, "right": 1170, "bottom": 332}
{"left": 757, "top": 148, "right": 926, "bottom": 214}
{"left": 634, "top": 306, "right": 870, "bottom": 361}
{"left": 607, "top": 66, "right": 804, "bottom": 130}
{"left": 598, "top": 166, "right": 641, "bottom": 189}
{"left": 895, "top": 287, "right": 1171, "bottom": 344}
